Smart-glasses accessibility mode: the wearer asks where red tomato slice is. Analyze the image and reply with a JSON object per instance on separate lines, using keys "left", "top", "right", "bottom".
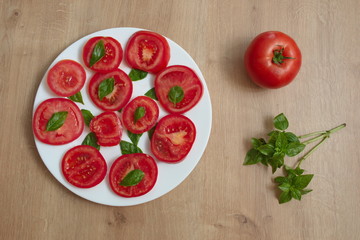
{"left": 109, "top": 153, "right": 158, "bottom": 197}
{"left": 33, "top": 98, "right": 84, "bottom": 145}
{"left": 83, "top": 36, "right": 123, "bottom": 73}
{"left": 151, "top": 114, "right": 196, "bottom": 163}
{"left": 90, "top": 111, "right": 122, "bottom": 146}
{"left": 125, "top": 31, "right": 170, "bottom": 74}
{"left": 88, "top": 69, "right": 133, "bottom": 111}
{"left": 122, "top": 96, "right": 159, "bottom": 134}
{"left": 62, "top": 145, "right": 107, "bottom": 188}
{"left": 47, "top": 60, "right": 86, "bottom": 97}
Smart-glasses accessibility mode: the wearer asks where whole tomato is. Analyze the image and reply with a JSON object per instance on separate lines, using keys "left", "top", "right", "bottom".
{"left": 244, "top": 31, "right": 302, "bottom": 89}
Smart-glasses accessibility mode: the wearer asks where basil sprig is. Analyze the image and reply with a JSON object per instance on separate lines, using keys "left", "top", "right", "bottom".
{"left": 168, "top": 86, "right": 184, "bottom": 105}
{"left": 120, "top": 169, "right": 145, "bottom": 186}
{"left": 46, "top": 111, "right": 68, "bottom": 131}
{"left": 98, "top": 77, "right": 114, "bottom": 101}
{"left": 89, "top": 40, "right": 105, "bottom": 67}
{"left": 134, "top": 106, "right": 145, "bottom": 123}
{"left": 129, "top": 69, "right": 148, "bottom": 81}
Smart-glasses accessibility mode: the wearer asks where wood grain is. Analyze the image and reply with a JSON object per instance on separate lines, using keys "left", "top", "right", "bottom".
{"left": 1, "top": 0, "right": 359, "bottom": 239}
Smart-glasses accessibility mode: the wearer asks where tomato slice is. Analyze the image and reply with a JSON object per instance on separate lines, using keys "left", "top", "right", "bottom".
{"left": 151, "top": 114, "right": 196, "bottom": 163}
{"left": 88, "top": 69, "right": 133, "bottom": 111}
{"left": 122, "top": 96, "right": 159, "bottom": 134}
{"left": 33, "top": 98, "right": 84, "bottom": 145}
{"left": 83, "top": 36, "right": 123, "bottom": 73}
{"left": 109, "top": 153, "right": 158, "bottom": 197}
{"left": 155, "top": 65, "right": 203, "bottom": 114}
{"left": 125, "top": 31, "right": 170, "bottom": 74}
{"left": 61, "top": 145, "right": 107, "bottom": 188}
{"left": 47, "top": 60, "right": 86, "bottom": 97}
{"left": 90, "top": 111, "right": 122, "bottom": 146}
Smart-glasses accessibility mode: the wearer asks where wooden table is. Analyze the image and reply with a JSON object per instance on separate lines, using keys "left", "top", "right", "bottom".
{"left": 1, "top": 0, "right": 359, "bottom": 239}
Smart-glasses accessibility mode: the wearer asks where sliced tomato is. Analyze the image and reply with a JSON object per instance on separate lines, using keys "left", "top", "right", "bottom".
{"left": 125, "top": 31, "right": 170, "bottom": 74}
{"left": 155, "top": 65, "right": 203, "bottom": 114}
{"left": 88, "top": 69, "right": 133, "bottom": 111}
{"left": 83, "top": 36, "right": 123, "bottom": 73}
{"left": 47, "top": 60, "right": 86, "bottom": 97}
{"left": 90, "top": 111, "right": 122, "bottom": 146}
{"left": 109, "top": 153, "right": 158, "bottom": 197}
{"left": 122, "top": 96, "right": 159, "bottom": 134}
{"left": 151, "top": 114, "right": 196, "bottom": 163}
{"left": 61, "top": 145, "right": 107, "bottom": 188}
{"left": 33, "top": 98, "right": 84, "bottom": 145}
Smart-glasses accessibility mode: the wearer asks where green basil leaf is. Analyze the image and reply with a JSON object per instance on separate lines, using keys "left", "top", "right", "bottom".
{"left": 134, "top": 106, "right": 145, "bottom": 123}
{"left": 82, "top": 132, "right": 100, "bottom": 150}
{"left": 148, "top": 124, "right": 157, "bottom": 140}
{"left": 129, "top": 69, "right": 148, "bottom": 81}
{"left": 273, "top": 113, "right": 289, "bottom": 130}
{"left": 168, "top": 86, "right": 184, "bottom": 105}
{"left": 145, "top": 88, "right": 158, "bottom": 100}
{"left": 268, "top": 130, "right": 279, "bottom": 145}
{"left": 90, "top": 40, "right": 105, "bottom": 67}
{"left": 286, "top": 142, "right": 306, "bottom": 157}
{"left": 270, "top": 152, "right": 285, "bottom": 173}
{"left": 120, "top": 169, "right": 145, "bottom": 186}
{"left": 128, "top": 131, "right": 142, "bottom": 146}
{"left": 274, "top": 176, "right": 289, "bottom": 184}
{"left": 120, "top": 141, "right": 143, "bottom": 155}
{"left": 251, "top": 138, "right": 266, "bottom": 149}
{"left": 291, "top": 188, "right": 302, "bottom": 200}
{"left": 68, "top": 92, "right": 84, "bottom": 104}
{"left": 293, "top": 174, "right": 314, "bottom": 189}
{"left": 243, "top": 149, "right": 263, "bottom": 165}
{"left": 300, "top": 189, "right": 313, "bottom": 195}
{"left": 294, "top": 167, "right": 305, "bottom": 176}
{"left": 276, "top": 131, "right": 288, "bottom": 151}
{"left": 260, "top": 155, "right": 270, "bottom": 166}
{"left": 285, "top": 132, "right": 299, "bottom": 143}
{"left": 46, "top": 111, "right": 68, "bottom": 131}
{"left": 98, "top": 77, "right": 114, "bottom": 101}
{"left": 279, "top": 191, "right": 292, "bottom": 204}
{"left": 278, "top": 183, "right": 291, "bottom": 192}
{"left": 257, "top": 144, "right": 275, "bottom": 156}
{"left": 81, "top": 109, "right": 94, "bottom": 127}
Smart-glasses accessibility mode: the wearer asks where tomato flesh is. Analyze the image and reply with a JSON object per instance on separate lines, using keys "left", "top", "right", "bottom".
{"left": 33, "top": 98, "right": 84, "bottom": 145}
{"left": 151, "top": 114, "right": 196, "bottom": 163}
{"left": 62, "top": 145, "right": 107, "bottom": 188}
{"left": 109, "top": 153, "right": 158, "bottom": 197}
{"left": 125, "top": 31, "right": 170, "bottom": 73}
{"left": 83, "top": 36, "right": 123, "bottom": 73}
{"left": 47, "top": 60, "right": 86, "bottom": 97}
{"left": 155, "top": 65, "right": 203, "bottom": 114}
{"left": 244, "top": 31, "right": 302, "bottom": 89}
{"left": 88, "top": 69, "right": 133, "bottom": 111}
{"left": 122, "top": 96, "right": 159, "bottom": 134}
{"left": 90, "top": 111, "right": 122, "bottom": 146}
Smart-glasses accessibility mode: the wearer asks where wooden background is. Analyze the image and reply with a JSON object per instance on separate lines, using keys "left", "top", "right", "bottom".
{"left": 1, "top": 0, "right": 359, "bottom": 239}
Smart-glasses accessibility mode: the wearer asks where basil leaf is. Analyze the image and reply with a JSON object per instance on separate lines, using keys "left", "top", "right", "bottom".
{"left": 68, "top": 92, "right": 84, "bottom": 104}
{"left": 257, "top": 144, "right": 275, "bottom": 156}
{"left": 286, "top": 142, "right": 305, "bottom": 157}
{"left": 81, "top": 109, "right": 94, "bottom": 127}
{"left": 268, "top": 130, "right": 279, "bottom": 145}
{"left": 168, "top": 86, "right": 184, "bottom": 105}
{"left": 148, "top": 124, "right": 157, "bottom": 140}
{"left": 260, "top": 156, "right": 270, "bottom": 166}
{"left": 294, "top": 167, "right": 305, "bottom": 176}
{"left": 291, "top": 188, "right": 302, "bottom": 200}
{"left": 46, "top": 111, "right": 68, "bottom": 131}
{"left": 279, "top": 191, "right": 292, "bottom": 204}
{"left": 300, "top": 189, "right": 312, "bottom": 195}
{"left": 82, "top": 132, "right": 100, "bottom": 150}
{"left": 251, "top": 138, "right": 265, "bottom": 149}
{"left": 90, "top": 40, "right": 105, "bottom": 67}
{"left": 145, "top": 88, "right": 158, "bottom": 100}
{"left": 270, "top": 152, "right": 285, "bottom": 173}
{"left": 120, "top": 141, "right": 143, "bottom": 155}
{"left": 98, "top": 77, "right": 114, "bottom": 101}
{"left": 273, "top": 113, "right": 289, "bottom": 130}
{"left": 293, "top": 174, "right": 314, "bottom": 189}
{"left": 128, "top": 131, "right": 142, "bottom": 146}
{"left": 274, "top": 176, "right": 288, "bottom": 184}
{"left": 285, "top": 132, "right": 299, "bottom": 143}
{"left": 120, "top": 169, "right": 145, "bottom": 186}
{"left": 276, "top": 131, "right": 288, "bottom": 151}
{"left": 243, "top": 149, "right": 263, "bottom": 165}
{"left": 129, "top": 69, "right": 148, "bottom": 81}
{"left": 134, "top": 106, "right": 145, "bottom": 123}
{"left": 278, "top": 183, "right": 291, "bottom": 192}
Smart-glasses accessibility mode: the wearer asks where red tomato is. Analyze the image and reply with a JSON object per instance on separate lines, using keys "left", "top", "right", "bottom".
{"left": 122, "top": 96, "right": 159, "bottom": 134}
{"left": 88, "top": 69, "right": 132, "bottom": 111}
{"left": 125, "top": 31, "right": 170, "bottom": 73}
{"left": 47, "top": 60, "right": 86, "bottom": 97}
{"left": 90, "top": 112, "right": 122, "bottom": 146}
{"left": 83, "top": 36, "right": 123, "bottom": 73}
{"left": 244, "top": 31, "right": 302, "bottom": 89}
{"left": 109, "top": 153, "right": 158, "bottom": 197}
{"left": 151, "top": 114, "right": 196, "bottom": 163}
{"left": 62, "top": 145, "right": 107, "bottom": 188}
{"left": 155, "top": 65, "right": 203, "bottom": 114}
{"left": 33, "top": 98, "right": 84, "bottom": 145}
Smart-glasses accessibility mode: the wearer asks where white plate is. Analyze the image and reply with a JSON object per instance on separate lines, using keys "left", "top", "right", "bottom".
{"left": 33, "top": 27, "right": 212, "bottom": 206}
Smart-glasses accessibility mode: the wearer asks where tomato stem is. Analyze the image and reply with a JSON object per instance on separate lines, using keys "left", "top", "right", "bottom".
{"left": 272, "top": 46, "right": 295, "bottom": 65}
